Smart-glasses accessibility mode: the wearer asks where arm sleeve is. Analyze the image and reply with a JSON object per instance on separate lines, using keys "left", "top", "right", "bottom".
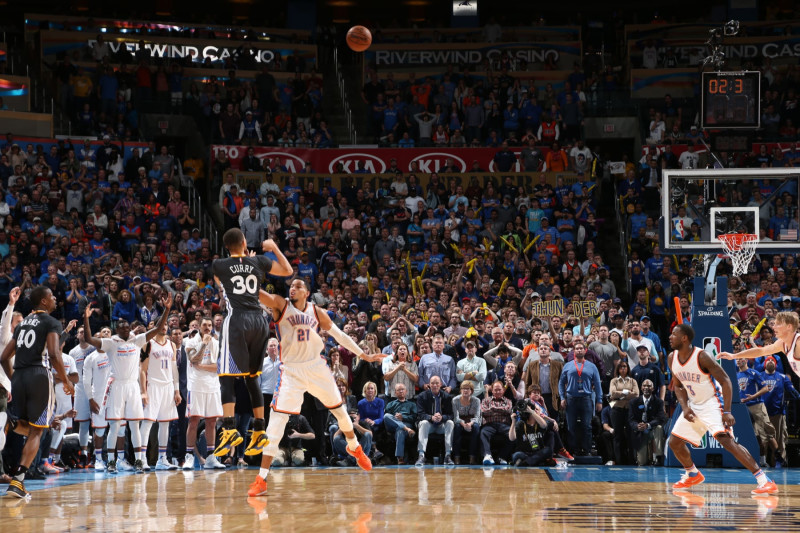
{"left": 326, "top": 323, "right": 363, "bottom": 357}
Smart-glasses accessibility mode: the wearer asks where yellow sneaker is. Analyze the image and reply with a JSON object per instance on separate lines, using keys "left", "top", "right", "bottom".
{"left": 213, "top": 428, "right": 243, "bottom": 457}
{"left": 245, "top": 431, "right": 269, "bottom": 456}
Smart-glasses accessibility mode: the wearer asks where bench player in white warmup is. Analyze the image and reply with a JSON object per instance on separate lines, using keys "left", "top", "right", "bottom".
{"left": 248, "top": 276, "right": 385, "bottom": 497}
{"left": 668, "top": 324, "right": 777, "bottom": 495}
{"left": 83, "top": 328, "right": 114, "bottom": 470}
{"left": 69, "top": 324, "right": 97, "bottom": 466}
{"left": 183, "top": 317, "right": 225, "bottom": 470}
{"left": 83, "top": 293, "right": 173, "bottom": 474}
{"left": 139, "top": 322, "right": 181, "bottom": 471}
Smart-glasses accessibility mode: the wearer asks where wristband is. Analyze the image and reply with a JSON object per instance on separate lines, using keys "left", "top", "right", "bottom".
{"left": 723, "top": 411, "right": 731, "bottom": 414}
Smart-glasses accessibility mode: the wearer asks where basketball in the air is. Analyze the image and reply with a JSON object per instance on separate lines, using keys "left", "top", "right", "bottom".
{"left": 346, "top": 25, "right": 372, "bottom": 52}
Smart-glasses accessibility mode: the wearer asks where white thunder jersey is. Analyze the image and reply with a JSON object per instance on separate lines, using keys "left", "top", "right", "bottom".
{"left": 68, "top": 343, "right": 95, "bottom": 392}
{"left": 275, "top": 300, "right": 325, "bottom": 364}
{"left": 100, "top": 333, "right": 147, "bottom": 381}
{"left": 782, "top": 332, "right": 800, "bottom": 379}
{"left": 146, "top": 338, "right": 175, "bottom": 385}
{"left": 185, "top": 335, "right": 220, "bottom": 393}
{"left": 83, "top": 351, "right": 111, "bottom": 403}
{"left": 670, "top": 347, "right": 723, "bottom": 405}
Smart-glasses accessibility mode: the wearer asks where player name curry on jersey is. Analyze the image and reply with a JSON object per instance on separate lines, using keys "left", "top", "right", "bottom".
{"left": 670, "top": 347, "right": 723, "bottom": 405}
{"left": 276, "top": 301, "right": 325, "bottom": 364}
{"left": 212, "top": 255, "right": 274, "bottom": 313}
{"left": 13, "top": 311, "right": 62, "bottom": 370}
{"left": 783, "top": 332, "right": 800, "bottom": 379}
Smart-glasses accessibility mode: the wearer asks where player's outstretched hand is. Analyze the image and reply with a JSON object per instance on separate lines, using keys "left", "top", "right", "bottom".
{"left": 262, "top": 239, "right": 278, "bottom": 252}
{"left": 66, "top": 319, "right": 78, "bottom": 333}
{"left": 683, "top": 407, "right": 696, "bottom": 423}
{"left": 718, "top": 351, "right": 735, "bottom": 360}
{"left": 161, "top": 291, "right": 174, "bottom": 309}
{"left": 249, "top": 249, "right": 257, "bottom": 257}
{"left": 84, "top": 305, "right": 94, "bottom": 319}
{"left": 8, "top": 286, "right": 21, "bottom": 306}
{"left": 360, "top": 353, "right": 386, "bottom": 363}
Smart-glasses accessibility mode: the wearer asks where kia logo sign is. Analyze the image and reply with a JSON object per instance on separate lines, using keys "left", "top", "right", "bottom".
{"left": 409, "top": 152, "right": 466, "bottom": 173}
{"left": 328, "top": 153, "right": 387, "bottom": 174}
{"left": 257, "top": 152, "right": 307, "bottom": 173}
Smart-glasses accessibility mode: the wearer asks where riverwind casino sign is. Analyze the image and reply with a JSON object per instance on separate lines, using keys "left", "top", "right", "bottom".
{"left": 364, "top": 42, "right": 582, "bottom": 72}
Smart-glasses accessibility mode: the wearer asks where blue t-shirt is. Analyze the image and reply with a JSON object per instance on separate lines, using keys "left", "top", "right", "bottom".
{"left": 736, "top": 368, "right": 765, "bottom": 406}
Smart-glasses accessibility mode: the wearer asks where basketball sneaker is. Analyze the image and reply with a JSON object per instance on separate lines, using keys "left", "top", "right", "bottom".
{"left": 245, "top": 431, "right": 269, "bottom": 456}
{"left": 346, "top": 445, "right": 372, "bottom": 471}
{"left": 213, "top": 429, "right": 243, "bottom": 457}
{"left": 94, "top": 458, "right": 107, "bottom": 471}
{"left": 42, "top": 460, "right": 62, "bottom": 475}
{"left": 182, "top": 454, "right": 195, "bottom": 470}
{"left": 247, "top": 477, "right": 268, "bottom": 497}
{"left": 751, "top": 480, "right": 779, "bottom": 495}
{"left": 133, "top": 459, "right": 145, "bottom": 474}
{"left": 556, "top": 448, "right": 575, "bottom": 461}
{"left": 204, "top": 455, "right": 227, "bottom": 470}
{"left": 118, "top": 459, "right": 134, "bottom": 472}
{"left": 6, "top": 479, "right": 29, "bottom": 499}
{"left": 155, "top": 457, "right": 176, "bottom": 471}
{"left": 107, "top": 460, "right": 117, "bottom": 474}
{"left": 672, "top": 471, "right": 705, "bottom": 489}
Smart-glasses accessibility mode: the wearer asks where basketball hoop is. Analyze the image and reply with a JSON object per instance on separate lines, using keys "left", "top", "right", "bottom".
{"left": 718, "top": 233, "right": 759, "bottom": 276}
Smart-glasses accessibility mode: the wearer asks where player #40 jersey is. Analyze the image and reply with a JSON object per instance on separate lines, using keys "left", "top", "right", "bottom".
{"left": 670, "top": 347, "right": 723, "bottom": 405}
{"left": 275, "top": 300, "right": 325, "bottom": 364}
{"left": 12, "top": 311, "right": 62, "bottom": 370}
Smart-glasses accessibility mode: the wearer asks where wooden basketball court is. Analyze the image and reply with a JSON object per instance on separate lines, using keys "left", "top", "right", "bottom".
{"left": 1, "top": 466, "right": 798, "bottom": 531}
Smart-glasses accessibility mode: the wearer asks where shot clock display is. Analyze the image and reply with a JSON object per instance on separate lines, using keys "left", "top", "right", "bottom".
{"left": 701, "top": 71, "right": 761, "bottom": 129}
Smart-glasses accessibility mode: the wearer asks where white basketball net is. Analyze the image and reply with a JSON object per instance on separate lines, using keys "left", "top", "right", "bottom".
{"left": 718, "top": 233, "right": 759, "bottom": 276}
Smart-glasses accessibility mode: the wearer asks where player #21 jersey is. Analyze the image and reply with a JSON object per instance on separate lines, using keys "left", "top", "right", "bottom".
{"left": 670, "top": 347, "right": 723, "bottom": 405}
{"left": 13, "top": 311, "right": 62, "bottom": 370}
{"left": 275, "top": 301, "right": 325, "bottom": 364}
{"left": 212, "top": 255, "right": 274, "bottom": 313}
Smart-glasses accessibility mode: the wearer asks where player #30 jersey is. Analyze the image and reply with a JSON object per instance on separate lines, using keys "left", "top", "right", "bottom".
{"left": 12, "top": 311, "right": 62, "bottom": 370}
{"left": 670, "top": 347, "right": 723, "bottom": 405}
{"left": 783, "top": 332, "right": 800, "bottom": 379}
{"left": 212, "top": 255, "right": 274, "bottom": 313}
{"left": 145, "top": 338, "right": 175, "bottom": 385}
{"left": 275, "top": 300, "right": 325, "bottom": 364}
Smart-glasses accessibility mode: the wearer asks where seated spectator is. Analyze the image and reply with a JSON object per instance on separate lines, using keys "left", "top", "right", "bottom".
{"left": 414, "top": 376, "right": 454, "bottom": 466}
{"left": 356, "top": 381, "right": 385, "bottom": 435}
{"left": 509, "top": 401, "right": 556, "bottom": 467}
{"left": 272, "top": 414, "right": 316, "bottom": 467}
{"left": 383, "top": 383, "right": 418, "bottom": 465}
{"left": 332, "top": 406, "right": 374, "bottom": 467}
{"left": 627, "top": 379, "right": 667, "bottom": 466}
{"left": 480, "top": 381, "right": 514, "bottom": 465}
{"left": 451, "top": 381, "right": 482, "bottom": 465}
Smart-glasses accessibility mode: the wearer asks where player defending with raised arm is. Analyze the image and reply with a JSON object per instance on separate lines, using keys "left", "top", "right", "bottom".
{"left": 668, "top": 324, "right": 777, "bottom": 495}
{"left": 82, "top": 292, "right": 173, "bottom": 474}
{"left": 720, "top": 310, "right": 800, "bottom": 384}
{"left": 248, "top": 277, "right": 385, "bottom": 497}
{"left": 1, "top": 287, "right": 74, "bottom": 499}
{"left": 211, "top": 230, "right": 293, "bottom": 459}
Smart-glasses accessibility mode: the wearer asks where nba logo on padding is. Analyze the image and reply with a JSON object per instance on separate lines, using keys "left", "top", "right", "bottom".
{"left": 703, "top": 337, "right": 721, "bottom": 360}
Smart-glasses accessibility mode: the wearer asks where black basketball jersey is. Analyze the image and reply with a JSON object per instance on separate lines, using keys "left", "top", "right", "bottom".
{"left": 212, "top": 255, "right": 274, "bottom": 312}
{"left": 13, "top": 310, "right": 62, "bottom": 370}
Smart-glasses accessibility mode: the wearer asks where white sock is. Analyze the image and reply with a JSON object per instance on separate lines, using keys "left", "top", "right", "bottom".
{"left": 685, "top": 464, "right": 698, "bottom": 474}
{"left": 754, "top": 469, "right": 769, "bottom": 485}
{"left": 259, "top": 467, "right": 270, "bottom": 480}
{"left": 346, "top": 436, "right": 359, "bottom": 451}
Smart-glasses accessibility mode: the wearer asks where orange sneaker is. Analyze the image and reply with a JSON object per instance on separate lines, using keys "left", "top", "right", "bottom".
{"left": 672, "top": 471, "right": 705, "bottom": 490}
{"left": 346, "top": 445, "right": 373, "bottom": 471}
{"left": 751, "top": 480, "right": 778, "bottom": 495}
{"left": 247, "top": 476, "right": 268, "bottom": 497}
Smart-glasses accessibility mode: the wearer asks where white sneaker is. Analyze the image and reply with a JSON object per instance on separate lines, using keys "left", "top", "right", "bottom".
{"left": 183, "top": 454, "right": 195, "bottom": 470}
{"left": 94, "top": 458, "right": 107, "bottom": 471}
{"left": 156, "top": 457, "right": 177, "bottom": 471}
{"left": 142, "top": 461, "right": 151, "bottom": 472}
{"left": 498, "top": 458, "right": 508, "bottom": 465}
{"left": 482, "top": 454, "right": 495, "bottom": 466}
{"left": 118, "top": 459, "right": 134, "bottom": 471}
{"left": 204, "top": 455, "right": 227, "bottom": 470}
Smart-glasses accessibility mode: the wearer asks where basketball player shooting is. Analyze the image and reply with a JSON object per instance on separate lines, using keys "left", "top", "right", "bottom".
{"left": 668, "top": 324, "right": 777, "bottom": 495}
{"left": 247, "top": 276, "right": 385, "bottom": 497}
{"left": 211, "top": 230, "right": 293, "bottom": 461}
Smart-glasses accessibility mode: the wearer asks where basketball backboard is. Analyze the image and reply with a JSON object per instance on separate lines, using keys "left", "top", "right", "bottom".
{"left": 659, "top": 167, "right": 800, "bottom": 255}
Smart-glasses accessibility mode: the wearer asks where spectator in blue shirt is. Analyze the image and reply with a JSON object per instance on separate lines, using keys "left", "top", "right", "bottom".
{"left": 558, "top": 341, "right": 603, "bottom": 456}
{"left": 418, "top": 335, "right": 458, "bottom": 393}
{"left": 736, "top": 357, "right": 777, "bottom": 466}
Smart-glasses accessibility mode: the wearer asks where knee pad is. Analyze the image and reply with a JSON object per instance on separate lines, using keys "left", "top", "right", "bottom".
{"left": 220, "top": 376, "right": 236, "bottom": 405}
{"left": 245, "top": 376, "right": 264, "bottom": 409}
{"left": 264, "top": 411, "right": 289, "bottom": 456}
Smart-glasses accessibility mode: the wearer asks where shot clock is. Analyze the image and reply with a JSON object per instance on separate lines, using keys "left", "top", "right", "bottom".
{"left": 701, "top": 71, "right": 761, "bottom": 129}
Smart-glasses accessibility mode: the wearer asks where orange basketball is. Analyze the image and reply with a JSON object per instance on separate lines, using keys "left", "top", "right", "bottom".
{"left": 346, "top": 25, "right": 372, "bottom": 52}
